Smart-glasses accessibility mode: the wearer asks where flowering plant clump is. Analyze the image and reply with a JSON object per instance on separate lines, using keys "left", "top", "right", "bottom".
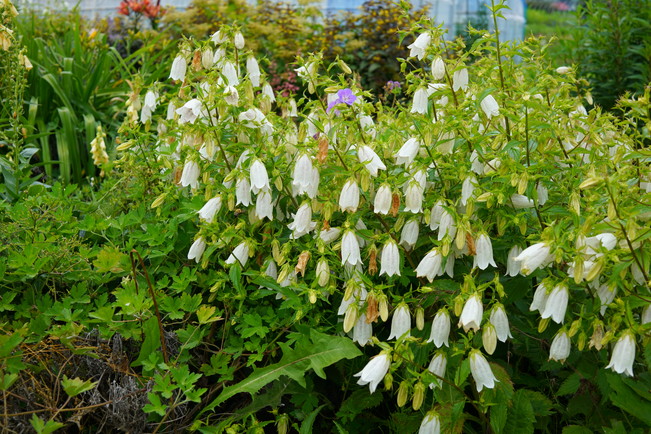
{"left": 114, "top": 3, "right": 651, "bottom": 431}
{"left": 117, "top": 0, "right": 164, "bottom": 30}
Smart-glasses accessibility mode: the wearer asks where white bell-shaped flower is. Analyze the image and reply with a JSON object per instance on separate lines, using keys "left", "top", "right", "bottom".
{"left": 400, "top": 219, "right": 419, "bottom": 250}
{"left": 427, "top": 353, "right": 447, "bottom": 390}
{"left": 176, "top": 99, "right": 204, "bottom": 124}
{"left": 287, "top": 203, "right": 316, "bottom": 239}
{"left": 480, "top": 94, "right": 500, "bottom": 118}
{"left": 246, "top": 56, "right": 261, "bottom": 87}
{"left": 541, "top": 284, "right": 569, "bottom": 324}
{"left": 180, "top": 160, "right": 200, "bottom": 189}
{"left": 427, "top": 310, "right": 450, "bottom": 347}
{"left": 506, "top": 245, "right": 523, "bottom": 276}
{"left": 221, "top": 61, "right": 239, "bottom": 86}
{"left": 459, "top": 294, "right": 483, "bottom": 332}
{"left": 169, "top": 55, "right": 187, "bottom": 81}
{"left": 339, "top": 179, "right": 360, "bottom": 212}
{"left": 416, "top": 249, "right": 444, "bottom": 282}
{"left": 489, "top": 305, "right": 512, "bottom": 342}
{"left": 374, "top": 184, "right": 392, "bottom": 214}
{"left": 388, "top": 304, "right": 411, "bottom": 339}
{"left": 235, "top": 177, "right": 252, "bottom": 206}
{"left": 461, "top": 175, "right": 477, "bottom": 206}
{"left": 537, "top": 182, "right": 548, "bottom": 205}
{"left": 358, "top": 145, "right": 386, "bottom": 177}
{"left": 642, "top": 305, "right": 651, "bottom": 325}
{"left": 352, "top": 314, "right": 373, "bottom": 346}
{"left": 380, "top": 240, "right": 401, "bottom": 277}
{"left": 404, "top": 183, "right": 424, "bottom": 214}
{"left": 514, "top": 242, "right": 552, "bottom": 276}
{"left": 234, "top": 31, "right": 245, "bottom": 49}
{"left": 474, "top": 234, "right": 497, "bottom": 270}
{"left": 407, "top": 32, "right": 431, "bottom": 60}
{"left": 511, "top": 194, "right": 535, "bottom": 209}
{"left": 354, "top": 352, "right": 391, "bottom": 393}
{"left": 432, "top": 56, "right": 446, "bottom": 80}
{"left": 319, "top": 227, "right": 341, "bottom": 244}
{"left": 411, "top": 87, "right": 429, "bottom": 114}
{"left": 469, "top": 350, "right": 497, "bottom": 392}
{"left": 198, "top": 196, "right": 222, "bottom": 223}
{"left": 394, "top": 138, "right": 421, "bottom": 167}
{"left": 452, "top": 68, "right": 468, "bottom": 92}
{"left": 225, "top": 242, "right": 250, "bottom": 266}
{"left": 249, "top": 159, "right": 270, "bottom": 194}
{"left": 606, "top": 331, "right": 636, "bottom": 376}
{"left": 429, "top": 200, "right": 445, "bottom": 230}
{"left": 341, "top": 230, "right": 362, "bottom": 266}
{"left": 530, "top": 282, "right": 549, "bottom": 313}
{"left": 549, "top": 331, "right": 571, "bottom": 363}
{"left": 255, "top": 189, "right": 273, "bottom": 221}
{"left": 187, "top": 236, "right": 206, "bottom": 263}
{"left": 438, "top": 209, "right": 456, "bottom": 240}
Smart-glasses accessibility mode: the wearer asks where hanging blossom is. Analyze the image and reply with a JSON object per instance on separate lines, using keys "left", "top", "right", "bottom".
{"left": 549, "top": 330, "right": 571, "bottom": 363}
{"left": 407, "top": 32, "right": 431, "bottom": 60}
{"left": 225, "top": 242, "right": 249, "bottom": 266}
{"left": 469, "top": 350, "right": 498, "bottom": 392}
{"left": 388, "top": 304, "right": 411, "bottom": 339}
{"left": 357, "top": 145, "right": 386, "bottom": 177}
{"left": 327, "top": 88, "right": 357, "bottom": 114}
{"left": 187, "top": 236, "right": 206, "bottom": 263}
{"left": 380, "top": 240, "right": 401, "bottom": 277}
{"left": 354, "top": 352, "right": 391, "bottom": 393}
{"left": 606, "top": 332, "right": 636, "bottom": 376}
{"left": 459, "top": 294, "right": 483, "bottom": 332}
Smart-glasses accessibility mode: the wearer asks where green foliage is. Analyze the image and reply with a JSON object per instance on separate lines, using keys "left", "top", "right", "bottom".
{"left": 575, "top": 0, "right": 651, "bottom": 110}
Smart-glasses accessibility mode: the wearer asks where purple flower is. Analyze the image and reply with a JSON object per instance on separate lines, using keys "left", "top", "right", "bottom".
{"left": 386, "top": 81, "right": 402, "bottom": 91}
{"left": 327, "top": 88, "right": 357, "bottom": 114}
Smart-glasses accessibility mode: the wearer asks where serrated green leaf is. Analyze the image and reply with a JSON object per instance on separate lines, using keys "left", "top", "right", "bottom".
{"left": 607, "top": 373, "right": 651, "bottom": 426}
{"left": 505, "top": 389, "right": 535, "bottom": 434}
{"left": 61, "top": 375, "right": 97, "bottom": 397}
{"left": 30, "top": 414, "right": 65, "bottom": 434}
{"left": 300, "top": 404, "right": 326, "bottom": 434}
{"left": 199, "top": 330, "right": 361, "bottom": 416}
{"left": 557, "top": 372, "right": 582, "bottom": 396}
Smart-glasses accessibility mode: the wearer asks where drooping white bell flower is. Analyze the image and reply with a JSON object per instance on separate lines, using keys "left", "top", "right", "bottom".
{"left": 262, "top": 83, "right": 275, "bottom": 102}
{"left": 429, "top": 200, "right": 445, "bottom": 230}
{"left": 480, "top": 94, "right": 500, "bottom": 118}
{"left": 506, "top": 245, "right": 523, "bottom": 276}
{"left": 233, "top": 31, "right": 245, "bottom": 49}
{"left": 176, "top": 99, "right": 204, "bottom": 124}
{"left": 249, "top": 159, "right": 270, "bottom": 194}
{"left": 596, "top": 283, "right": 617, "bottom": 315}
{"left": 530, "top": 282, "right": 549, "bottom": 313}
{"left": 169, "top": 55, "right": 187, "bottom": 81}
{"left": 235, "top": 177, "right": 252, "bottom": 206}
{"left": 140, "top": 90, "right": 158, "bottom": 123}
{"left": 407, "top": 32, "right": 431, "bottom": 60}
{"left": 357, "top": 145, "right": 386, "bottom": 177}
{"left": 432, "top": 56, "right": 446, "bottom": 80}
{"left": 198, "top": 196, "right": 222, "bottom": 223}
{"left": 642, "top": 305, "right": 651, "bottom": 325}
{"left": 292, "top": 154, "right": 314, "bottom": 195}
{"left": 470, "top": 150, "right": 484, "bottom": 174}
{"left": 489, "top": 305, "right": 512, "bottom": 342}
{"left": 541, "top": 284, "right": 569, "bottom": 324}
{"left": 399, "top": 219, "right": 419, "bottom": 250}
{"left": 388, "top": 304, "right": 411, "bottom": 339}
{"left": 380, "top": 240, "right": 401, "bottom": 277}
{"left": 469, "top": 350, "right": 497, "bottom": 392}
{"left": 223, "top": 85, "right": 239, "bottom": 106}
{"left": 180, "top": 160, "right": 200, "bottom": 189}
{"left": 438, "top": 209, "right": 456, "bottom": 240}
{"left": 374, "top": 184, "right": 392, "bottom": 214}
{"left": 255, "top": 189, "right": 273, "bottom": 221}
{"left": 339, "top": 180, "right": 360, "bottom": 212}
{"left": 473, "top": 234, "right": 497, "bottom": 270}
{"left": 319, "top": 227, "right": 341, "bottom": 244}
{"left": 341, "top": 230, "right": 362, "bottom": 267}
{"left": 354, "top": 352, "right": 391, "bottom": 393}
{"left": 201, "top": 49, "right": 213, "bottom": 69}
{"left": 511, "top": 194, "right": 535, "bottom": 209}
{"left": 416, "top": 249, "right": 444, "bottom": 282}
{"left": 427, "top": 310, "right": 450, "bottom": 347}
{"left": 287, "top": 203, "right": 316, "bottom": 239}
{"left": 411, "top": 87, "right": 429, "bottom": 114}
{"left": 452, "top": 68, "right": 468, "bottom": 92}
{"left": 187, "top": 236, "right": 206, "bottom": 263}
{"left": 606, "top": 331, "right": 635, "bottom": 376}
{"left": 426, "top": 353, "right": 447, "bottom": 390}
{"left": 461, "top": 175, "right": 477, "bottom": 206}
{"left": 211, "top": 29, "right": 227, "bottom": 44}
{"left": 404, "top": 174, "right": 424, "bottom": 213}
{"left": 352, "top": 314, "right": 373, "bottom": 346}
{"left": 246, "top": 56, "right": 260, "bottom": 87}
{"left": 514, "top": 242, "right": 552, "bottom": 276}
{"left": 221, "top": 61, "right": 239, "bottom": 86}
{"left": 549, "top": 331, "right": 571, "bottom": 362}
{"left": 459, "top": 294, "right": 483, "bottom": 332}
{"left": 437, "top": 131, "right": 455, "bottom": 155}
{"left": 394, "top": 138, "right": 421, "bottom": 167}
{"left": 225, "top": 242, "right": 250, "bottom": 266}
